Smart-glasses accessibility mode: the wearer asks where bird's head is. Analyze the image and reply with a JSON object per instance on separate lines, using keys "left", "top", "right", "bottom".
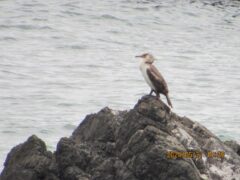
{"left": 135, "top": 53, "right": 155, "bottom": 64}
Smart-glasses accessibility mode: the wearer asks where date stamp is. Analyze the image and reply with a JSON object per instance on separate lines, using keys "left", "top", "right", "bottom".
{"left": 166, "top": 151, "right": 225, "bottom": 159}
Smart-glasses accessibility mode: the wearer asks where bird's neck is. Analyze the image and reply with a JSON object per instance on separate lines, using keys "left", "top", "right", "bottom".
{"left": 140, "top": 61, "right": 152, "bottom": 71}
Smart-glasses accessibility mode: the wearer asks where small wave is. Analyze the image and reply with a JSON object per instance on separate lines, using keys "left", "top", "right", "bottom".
{"left": 15, "top": 24, "right": 35, "bottom": 29}
{"left": 202, "top": 0, "right": 240, "bottom": 8}
{"left": 85, "top": 64, "right": 109, "bottom": 69}
{"left": 186, "top": 26, "right": 203, "bottom": 32}
{"left": 0, "top": 70, "right": 37, "bottom": 79}
{"left": 232, "top": 12, "right": 240, "bottom": 18}
{"left": 2, "top": 130, "right": 15, "bottom": 134}
{"left": 57, "top": 102, "right": 77, "bottom": 107}
{"left": 51, "top": 36, "right": 62, "bottom": 39}
{"left": 22, "top": 3, "right": 35, "bottom": 7}
{"left": 107, "top": 30, "right": 120, "bottom": 34}
{"left": 183, "top": 12, "right": 199, "bottom": 17}
{"left": 153, "top": 2, "right": 172, "bottom": 9}
{"left": 97, "top": 38, "right": 127, "bottom": 46}
{"left": 39, "top": 129, "right": 51, "bottom": 134}
{"left": 61, "top": 2, "right": 79, "bottom": 9}
{"left": 61, "top": 10, "right": 83, "bottom": 16}
{"left": 70, "top": 45, "right": 87, "bottom": 50}
{"left": 39, "top": 26, "right": 53, "bottom": 30}
{"left": 32, "top": 18, "right": 48, "bottom": 21}
{"left": 38, "top": 9, "right": 49, "bottom": 13}
{"left": 101, "top": 14, "right": 125, "bottom": 22}
{"left": 136, "top": 0, "right": 153, "bottom": 4}
{"left": 63, "top": 124, "right": 76, "bottom": 130}
{"left": 0, "top": 24, "right": 53, "bottom": 30}
{"left": 180, "top": 50, "right": 201, "bottom": 54}
{"left": 22, "top": 3, "right": 45, "bottom": 7}
{"left": 0, "top": 25, "right": 10, "bottom": 29}
{"left": 172, "top": 55, "right": 193, "bottom": 60}
{"left": 22, "top": 9, "right": 33, "bottom": 13}
{"left": 57, "top": 45, "right": 87, "bottom": 50}
{"left": 134, "top": 7, "right": 149, "bottom": 11}
{"left": 0, "top": 37, "right": 17, "bottom": 41}
{"left": 202, "top": 1, "right": 224, "bottom": 7}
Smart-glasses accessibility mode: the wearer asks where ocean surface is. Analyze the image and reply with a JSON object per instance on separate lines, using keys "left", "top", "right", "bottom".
{"left": 0, "top": 0, "right": 240, "bottom": 170}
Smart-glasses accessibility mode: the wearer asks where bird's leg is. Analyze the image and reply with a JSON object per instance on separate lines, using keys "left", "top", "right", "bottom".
{"left": 156, "top": 93, "right": 160, "bottom": 100}
{"left": 149, "top": 89, "right": 154, "bottom": 96}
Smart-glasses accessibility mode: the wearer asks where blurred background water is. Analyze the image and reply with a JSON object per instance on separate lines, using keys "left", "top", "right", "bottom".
{"left": 0, "top": 0, "right": 240, "bottom": 170}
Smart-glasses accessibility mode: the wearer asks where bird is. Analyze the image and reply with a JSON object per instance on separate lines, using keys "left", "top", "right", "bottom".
{"left": 136, "top": 53, "right": 173, "bottom": 108}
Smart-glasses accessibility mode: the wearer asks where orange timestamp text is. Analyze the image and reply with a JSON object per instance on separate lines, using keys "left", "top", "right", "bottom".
{"left": 166, "top": 151, "right": 225, "bottom": 159}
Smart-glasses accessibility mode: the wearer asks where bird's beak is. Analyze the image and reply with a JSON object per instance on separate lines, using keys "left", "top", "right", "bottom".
{"left": 135, "top": 55, "right": 142, "bottom": 58}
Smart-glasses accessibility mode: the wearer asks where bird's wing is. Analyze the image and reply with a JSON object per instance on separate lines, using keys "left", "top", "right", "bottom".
{"left": 147, "top": 64, "right": 169, "bottom": 94}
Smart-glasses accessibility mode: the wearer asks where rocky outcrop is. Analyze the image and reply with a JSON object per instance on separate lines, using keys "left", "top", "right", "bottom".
{"left": 1, "top": 95, "right": 240, "bottom": 180}
{"left": 0, "top": 135, "right": 59, "bottom": 180}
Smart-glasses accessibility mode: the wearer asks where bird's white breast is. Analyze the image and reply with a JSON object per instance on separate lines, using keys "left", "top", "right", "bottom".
{"left": 139, "top": 62, "right": 156, "bottom": 91}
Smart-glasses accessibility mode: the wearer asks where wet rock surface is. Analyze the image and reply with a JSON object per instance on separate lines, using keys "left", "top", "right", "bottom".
{"left": 1, "top": 96, "right": 240, "bottom": 180}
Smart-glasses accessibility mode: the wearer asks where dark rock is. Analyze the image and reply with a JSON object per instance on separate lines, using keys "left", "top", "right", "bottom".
{"left": 224, "top": 140, "right": 240, "bottom": 156}
{"left": 1, "top": 135, "right": 59, "bottom": 180}
{"left": 72, "top": 107, "right": 120, "bottom": 143}
{"left": 1, "top": 96, "right": 240, "bottom": 180}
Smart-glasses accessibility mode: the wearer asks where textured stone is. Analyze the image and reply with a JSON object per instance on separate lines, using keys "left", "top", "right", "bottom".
{"left": 1, "top": 96, "right": 240, "bottom": 180}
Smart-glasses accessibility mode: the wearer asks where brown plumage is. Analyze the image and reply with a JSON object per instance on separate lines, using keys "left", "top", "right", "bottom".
{"left": 147, "top": 64, "right": 173, "bottom": 108}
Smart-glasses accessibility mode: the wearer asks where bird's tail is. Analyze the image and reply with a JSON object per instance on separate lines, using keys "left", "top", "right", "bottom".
{"left": 166, "top": 94, "right": 173, "bottom": 108}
